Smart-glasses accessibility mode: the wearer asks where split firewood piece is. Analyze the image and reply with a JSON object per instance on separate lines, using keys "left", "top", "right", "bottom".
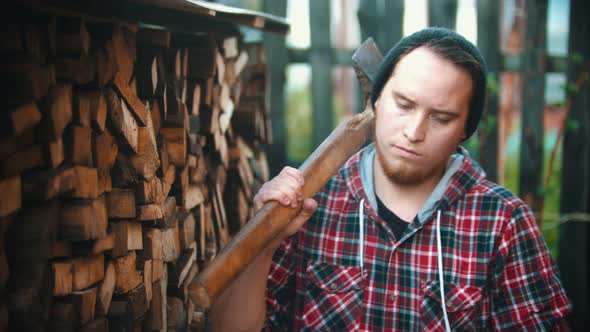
{"left": 93, "top": 129, "right": 118, "bottom": 193}
{"left": 70, "top": 287, "right": 98, "bottom": 326}
{"left": 187, "top": 80, "right": 201, "bottom": 115}
{"left": 111, "top": 24, "right": 136, "bottom": 85}
{"left": 104, "top": 88, "right": 138, "bottom": 153}
{"left": 129, "top": 107, "right": 160, "bottom": 179}
{"left": 222, "top": 36, "right": 239, "bottom": 59}
{"left": 160, "top": 127, "right": 186, "bottom": 167}
{"left": 0, "top": 176, "right": 20, "bottom": 218}
{"left": 95, "top": 39, "right": 117, "bottom": 86}
{"left": 52, "top": 261, "right": 73, "bottom": 296}
{"left": 144, "top": 264, "right": 166, "bottom": 330}
{"left": 141, "top": 228, "right": 163, "bottom": 261}
{"left": 0, "top": 129, "right": 34, "bottom": 161}
{"left": 81, "top": 90, "right": 107, "bottom": 132}
{"left": 0, "top": 101, "right": 41, "bottom": 136}
{"left": 152, "top": 259, "right": 163, "bottom": 282}
{"left": 225, "top": 50, "right": 249, "bottom": 86}
{"left": 69, "top": 166, "right": 99, "bottom": 199}
{"left": 178, "top": 211, "right": 196, "bottom": 250}
{"left": 96, "top": 261, "right": 116, "bottom": 316}
{"left": 169, "top": 243, "right": 196, "bottom": 288}
{"left": 65, "top": 126, "right": 93, "bottom": 167}
{"left": 0, "top": 61, "right": 55, "bottom": 103}
{"left": 114, "top": 251, "right": 142, "bottom": 293}
{"left": 106, "top": 188, "right": 136, "bottom": 219}
{"left": 162, "top": 225, "right": 180, "bottom": 263}
{"left": 144, "top": 260, "right": 153, "bottom": 303}
{"left": 113, "top": 72, "right": 149, "bottom": 126}
{"left": 38, "top": 83, "right": 73, "bottom": 141}
{"left": 59, "top": 196, "right": 107, "bottom": 241}
{"left": 72, "top": 255, "right": 105, "bottom": 291}
{"left": 111, "top": 152, "right": 139, "bottom": 188}
{"left": 21, "top": 165, "right": 77, "bottom": 201}
{"left": 135, "top": 176, "right": 164, "bottom": 205}
{"left": 52, "top": 241, "right": 72, "bottom": 258}
{"left": 161, "top": 162, "right": 176, "bottom": 198}
{"left": 112, "top": 221, "right": 143, "bottom": 257}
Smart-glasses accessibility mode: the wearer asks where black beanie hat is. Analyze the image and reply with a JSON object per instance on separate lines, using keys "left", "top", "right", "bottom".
{"left": 370, "top": 27, "right": 487, "bottom": 140}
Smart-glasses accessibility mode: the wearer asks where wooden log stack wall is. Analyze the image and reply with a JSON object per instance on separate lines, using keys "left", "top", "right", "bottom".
{"left": 0, "top": 12, "right": 271, "bottom": 332}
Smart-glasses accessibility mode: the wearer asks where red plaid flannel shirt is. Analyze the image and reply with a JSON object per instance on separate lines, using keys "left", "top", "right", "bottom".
{"left": 264, "top": 147, "right": 571, "bottom": 331}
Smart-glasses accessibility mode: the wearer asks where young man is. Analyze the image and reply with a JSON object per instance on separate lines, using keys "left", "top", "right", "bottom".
{"left": 210, "top": 28, "right": 571, "bottom": 331}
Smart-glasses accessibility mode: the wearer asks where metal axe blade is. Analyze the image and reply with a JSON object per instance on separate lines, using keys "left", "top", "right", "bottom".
{"left": 352, "top": 37, "right": 383, "bottom": 103}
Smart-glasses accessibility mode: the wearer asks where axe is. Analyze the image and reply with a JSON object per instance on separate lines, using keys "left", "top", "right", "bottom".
{"left": 189, "top": 38, "right": 383, "bottom": 309}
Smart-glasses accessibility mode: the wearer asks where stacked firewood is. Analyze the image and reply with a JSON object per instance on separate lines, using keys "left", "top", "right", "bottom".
{"left": 0, "top": 13, "right": 270, "bottom": 332}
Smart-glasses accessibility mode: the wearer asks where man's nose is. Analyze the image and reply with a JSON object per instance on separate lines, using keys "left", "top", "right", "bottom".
{"left": 403, "top": 113, "right": 426, "bottom": 142}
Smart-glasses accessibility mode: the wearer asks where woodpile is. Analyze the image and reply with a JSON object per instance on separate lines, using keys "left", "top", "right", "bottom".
{"left": 0, "top": 13, "right": 271, "bottom": 332}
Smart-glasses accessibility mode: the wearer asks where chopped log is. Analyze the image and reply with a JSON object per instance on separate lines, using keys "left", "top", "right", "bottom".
{"left": 55, "top": 17, "right": 90, "bottom": 56}
{"left": 195, "top": 205, "right": 206, "bottom": 261}
{"left": 74, "top": 91, "right": 92, "bottom": 127}
{"left": 116, "top": 284, "right": 149, "bottom": 320}
{"left": 112, "top": 24, "right": 136, "bottom": 84}
{"left": 22, "top": 165, "right": 77, "bottom": 201}
{"left": 161, "top": 127, "right": 186, "bottom": 167}
{"left": 144, "top": 264, "right": 166, "bottom": 331}
{"left": 114, "top": 251, "right": 142, "bottom": 293}
{"left": 137, "top": 203, "right": 164, "bottom": 222}
{"left": 169, "top": 243, "right": 196, "bottom": 288}
{"left": 95, "top": 39, "right": 117, "bottom": 86}
{"left": 113, "top": 72, "right": 149, "bottom": 126}
{"left": 82, "top": 90, "right": 107, "bottom": 132}
{"left": 150, "top": 98, "right": 162, "bottom": 134}
{"left": 162, "top": 196, "right": 177, "bottom": 228}
{"left": 55, "top": 54, "right": 96, "bottom": 84}
{"left": 93, "top": 129, "right": 118, "bottom": 173}
{"left": 161, "top": 163, "right": 176, "bottom": 198}
{"left": 137, "top": 28, "right": 170, "bottom": 49}
{"left": 179, "top": 211, "right": 196, "bottom": 249}
{"left": 199, "top": 104, "right": 219, "bottom": 134}
{"left": 71, "top": 287, "right": 97, "bottom": 326}
{"left": 112, "top": 221, "right": 143, "bottom": 257}
{"left": 65, "top": 126, "right": 93, "bottom": 167}
{"left": 212, "top": 183, "right": 230, "bottom": 248}
{"left": 69, "top": 166, "right": 99, "bottom": 199}
{"left": 190, "top": 156, "right": 207, "bottom": 184}
{"left": 72, "top": 255, "right": 104, "bottom": 291}
{"left": 225, "top": 50, "right": 249, "bottom": 85}
{"left": 38, "top": 83, "right": 72, "bottom": 141}
{"left": 141, "top": 228, "right": 163, "bottom": 261}
{"left": 157, "top": 135, "right": 170, "bottom": 177}
{"left": 187, "top": 80, "right": 201, "bottom": 115}
{"left": 0, "top": 176, "right": 20, "bottom": 217}
{"left": 152, "top": 259, "right": 163, "bottom": 282}
{"left": 106, "top": 188, "right": 136, "bottom": 218}
{"left": 135, "top": 52, "right": 157, "bottom": 97}
{"left": 222, "top": 36, "right": 239, "bottom": 59}
{"left": 144, "top": 259, "right": 152, "bottom": 303}
{"left": 59, "top": 196, "right": 107, "bottom": 241}
{"left": 96, "top": 261, "right": 116, "bottom": 316}
{"left": 135, "top": 176, "right": 163, "bottom": 205}
{"left": 71, "top": 233, "right": 115, "bottom": 256}
{"left": 104, "top": 88, "right": 138, "bottom": 153}
{"left": 111, "top": 152, "right": 139, "bottom": 188}
{"left": 129, "top": 109, "right": 160, "bottom": 179}
{"left": 215, "top": 51, "right": 225, "bottom": 85}
{"left": 201, "top": 77, "right": 214, "bottom": 106}
{"left": 183, "top": 185, "right": 205, "bottom": 211}
{"left": 0, "top": 101, "right": 42, "bottom": 136}
{"left": 52, "top": 262, "right": 73, "bottom": 296}
{"left": 162, "top": 225, "right": 180, "bottom": 263}
{"left": 164, "top": 48, "right": 182, "bottom": 81}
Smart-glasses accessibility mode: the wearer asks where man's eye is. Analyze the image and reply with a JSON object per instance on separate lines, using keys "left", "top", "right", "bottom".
{"left": 395, "top": 101, "right": 412, "bottom": 110}
{"left": 431, "top": 114, "right": 451, "bottom": 124}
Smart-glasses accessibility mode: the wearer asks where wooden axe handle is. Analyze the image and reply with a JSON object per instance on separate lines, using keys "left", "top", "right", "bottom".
{"left": 189, "top": 108, "right": 375, "bottom": 309}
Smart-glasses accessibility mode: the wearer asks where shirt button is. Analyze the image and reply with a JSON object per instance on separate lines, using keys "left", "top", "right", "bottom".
{"left": 389, "top": 294, "right": 396, "bottom": 302}
{"left": 330, "top": 283, "right": 338, "bottom": 290}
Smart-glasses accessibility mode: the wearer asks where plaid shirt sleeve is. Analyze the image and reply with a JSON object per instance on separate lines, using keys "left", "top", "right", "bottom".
{"left": 490, "top": 203, "right": 571, "bottom": 330}
{"left": 263, "top": 234, "right": 298, "bottom": 330}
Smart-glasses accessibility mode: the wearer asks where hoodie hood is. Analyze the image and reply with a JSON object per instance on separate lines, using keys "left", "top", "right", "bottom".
{"left": 347, "top": 143, "right": 487, "bottom": 226}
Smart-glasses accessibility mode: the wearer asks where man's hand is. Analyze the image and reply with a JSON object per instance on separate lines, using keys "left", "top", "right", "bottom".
{"left": 253, "top": 166, "right": 318, "bottom": 242}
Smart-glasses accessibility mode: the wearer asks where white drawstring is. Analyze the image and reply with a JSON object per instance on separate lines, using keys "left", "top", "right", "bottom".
{"left": 436, "top": 210, "right": 451, "bottom": 332}
{"left": 359, "top": 199, "right": 365, "bottom": 277}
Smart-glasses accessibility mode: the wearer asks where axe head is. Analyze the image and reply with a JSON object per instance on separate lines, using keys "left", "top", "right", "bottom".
{"left": 352, "top": 37, "right": 383, "bottom": 106}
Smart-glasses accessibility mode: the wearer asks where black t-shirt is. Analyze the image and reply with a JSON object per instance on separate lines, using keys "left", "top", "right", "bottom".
{"left": 375, "top": 195, "right": 409, "bottom": 240}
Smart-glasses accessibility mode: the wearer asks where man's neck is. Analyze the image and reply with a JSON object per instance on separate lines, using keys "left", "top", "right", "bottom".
{"left": 373, "top": 158, "right": 444, "bottom": 222}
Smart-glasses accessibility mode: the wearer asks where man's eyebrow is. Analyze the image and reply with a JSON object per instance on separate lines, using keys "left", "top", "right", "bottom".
{"left": 430, "top": 109, "right": 460, "bottom": 118}
{"left": 392, "top": 91, "right": 414, "bottom": 102}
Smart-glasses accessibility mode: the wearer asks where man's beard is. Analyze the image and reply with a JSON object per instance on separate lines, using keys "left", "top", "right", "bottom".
{"left": 375, "top": 140, "right": 442, "bottom": 186}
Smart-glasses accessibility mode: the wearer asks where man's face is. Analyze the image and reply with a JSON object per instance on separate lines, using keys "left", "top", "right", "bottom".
{"left": 374, "top": 46, "right": 472, "bottom": 185}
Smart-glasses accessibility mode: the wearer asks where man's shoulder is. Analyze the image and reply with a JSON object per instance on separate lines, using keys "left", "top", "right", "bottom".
{"left": 467, "top": 179, "right": 528, "bottom": 211}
